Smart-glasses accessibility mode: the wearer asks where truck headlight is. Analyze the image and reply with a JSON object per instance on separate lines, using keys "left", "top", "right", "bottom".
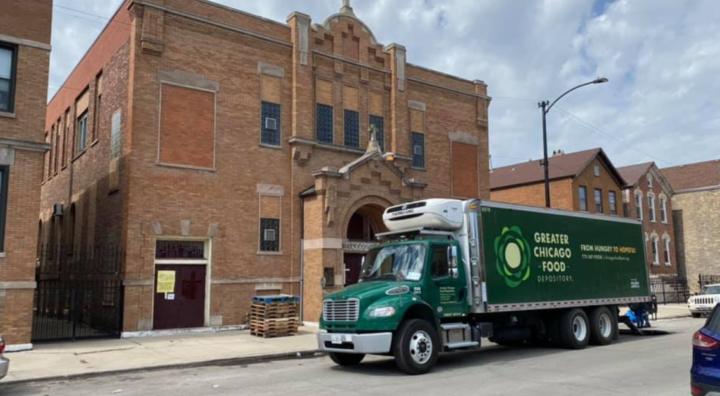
{"left": 369, "top": 307, "right": 396, "bottom": 318}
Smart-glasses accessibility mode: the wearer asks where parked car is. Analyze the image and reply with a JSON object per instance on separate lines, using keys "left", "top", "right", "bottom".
{"left": 0, "top": 335, "right": 8, "bottom": 380}
{"left": 689, "top": 284, "right": 720, "bottom": 318}
{"left": 691, "top": 305, "right": 720, "bottom": 395}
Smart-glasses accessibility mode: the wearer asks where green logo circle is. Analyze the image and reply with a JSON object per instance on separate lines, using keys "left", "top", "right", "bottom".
{"left": 494, "top": 226, "right": 532, "bottom": 288}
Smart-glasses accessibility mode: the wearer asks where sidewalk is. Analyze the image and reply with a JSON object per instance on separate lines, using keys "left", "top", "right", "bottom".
{"left": 2, "top": 327, "right": 320, "bottom": 384}
{"left": 655, "top": 303, "right": 691, "bottom": 319}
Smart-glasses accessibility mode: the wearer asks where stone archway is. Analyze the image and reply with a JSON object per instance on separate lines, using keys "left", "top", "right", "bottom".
{"left": 341, "top": 197, "right": 390, "bottom": 286}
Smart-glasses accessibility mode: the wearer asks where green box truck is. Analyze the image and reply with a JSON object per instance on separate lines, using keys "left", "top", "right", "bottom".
{"left": 318, "top": 199, "right": 651, "bottom": 374}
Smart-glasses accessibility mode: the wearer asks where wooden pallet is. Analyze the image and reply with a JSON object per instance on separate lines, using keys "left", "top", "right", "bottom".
{"left": 250, "top": 330, "right": 298, "bottom": 338}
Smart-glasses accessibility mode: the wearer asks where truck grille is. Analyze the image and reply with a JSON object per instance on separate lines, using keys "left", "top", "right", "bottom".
{"left": 694, "top": 297, "right": 715, "bottom": 305}
{"left": 323, "top": 299, "right": 359, "bottom": 322}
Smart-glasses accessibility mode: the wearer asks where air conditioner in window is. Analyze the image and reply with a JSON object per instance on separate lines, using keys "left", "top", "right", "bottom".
{"left": 53, "top": 203, "right": 64, "bottom": 217}
{"left": 265, "top": 118, "right": 277, "bottom": 130}
{"left": 413, "top": 145, "right": 423, "bottom": 155}
{"left": 264, "top": 229, "right": 276, "bottom": 241}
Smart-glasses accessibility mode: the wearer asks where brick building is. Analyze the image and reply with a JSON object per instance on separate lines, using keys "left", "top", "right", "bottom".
{"left": 490, "top": 148, "right": 626, "bottom": 216}
{"left": 662, "top": 160, "right": 720, "bottom": 292}
{"left": 0, "top": 0, "right": 52, "bottom": 348}
{"left": 39, "top": 0, "right": 491, "bottom": 336}
{"left": 617, "top": 162, "right": 677, "bottom": 277}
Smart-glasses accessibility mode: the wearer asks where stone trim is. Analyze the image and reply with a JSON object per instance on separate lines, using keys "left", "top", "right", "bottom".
{"left": 5, "top": 343, "right": 33, "bottom": 353}
{"left": 0, "top": 33, "right": 51, "bottom": 51}
{"left": 258, "top": 62, "right": 285, "bottom": 78}
{"left": 448, "top": 131, "right": 480, "bottom": 146}
{"left": 408, "top": 100, "right": 426, "bottom": 111}
{"left": 289, "top": 136, "right": 366, "bottom": 155}
{"left": 158, "top": 70, "right": 220, "bottom": 92}
{"left": 211, "top": 277, "right": 300, "bottom": 284}
{"left": 0, "top": 282, "right": 37, "bottom": 290}
{"left": 304, "top": 238, "right": 343, "bottom": 250}
{"left": 0, "top": 111, "right": 15, "bottom": 119}
{"left": 312, "top": 50, "right": 390, "bottom": 75}
{"left": 0, "top": 148, "right": 15, "bottom": 166}
{"left": 0, "top": 138, "right": 51, "bottom": 152}
{"left": 408, "top": 62, "right": 479, "bottom": 86}
{"left": 256, "top": 184, "right": 285, "bottom": 196}
{"left": 408, "top": 77, "right": 491, "bottom": 101}
{"left": 136, "top": 1, "right": 293, "bottom": 48}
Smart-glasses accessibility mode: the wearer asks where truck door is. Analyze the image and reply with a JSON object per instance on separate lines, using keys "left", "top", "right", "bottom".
{"left": 426, "top": 242, "right": 467, "bottom": 319}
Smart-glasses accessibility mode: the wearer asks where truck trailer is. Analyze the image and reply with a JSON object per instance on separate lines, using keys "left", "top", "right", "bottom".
{"left": 317, "top": 199, "right": 651, "bottom": 374}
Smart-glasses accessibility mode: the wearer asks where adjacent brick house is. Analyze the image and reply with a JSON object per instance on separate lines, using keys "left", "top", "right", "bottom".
{"left": 0, "top": 0, "right": 52, "bottom": 348}
{"left": 39, "top": 0, "right": 491, "bottom": 335}
{"left": 662, "top": 159, "right": 720, "bottom": 292}
{"left": 490, "top": 148, "right": 626, "bottom": 216}
{"left": 617, "top": 162, "right": 677, "bottom": 277}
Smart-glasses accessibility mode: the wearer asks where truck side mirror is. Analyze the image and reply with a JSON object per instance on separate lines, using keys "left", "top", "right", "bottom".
{"left": 448, "top": 246, "right": 459, "bottom": 279}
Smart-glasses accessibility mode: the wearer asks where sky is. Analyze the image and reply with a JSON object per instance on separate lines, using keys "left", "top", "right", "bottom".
{"left": 49, "top": 0, "right": 720, "bottom": 169}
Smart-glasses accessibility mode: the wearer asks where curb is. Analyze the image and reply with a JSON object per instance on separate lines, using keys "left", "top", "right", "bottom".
{"left": 0, "top": 349, "right": 324, "bottom": 387}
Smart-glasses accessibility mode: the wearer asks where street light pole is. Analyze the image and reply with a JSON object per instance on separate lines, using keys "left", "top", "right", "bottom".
{"left": 539, "top": 77, "right": 608, "bottom": 208}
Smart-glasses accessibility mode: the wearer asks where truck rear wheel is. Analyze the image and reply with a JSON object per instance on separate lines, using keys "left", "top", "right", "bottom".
{"left": 589, "top": 306, "right": 615, "bottom": 345}
{"left": 393, "top": 319, "right": 440, "bottom": 375}
{"left": 328, "top": 352, "right": 365, "bottom": 366}
{"left": 559, "top": 309, "right": 590, "bottom": 349}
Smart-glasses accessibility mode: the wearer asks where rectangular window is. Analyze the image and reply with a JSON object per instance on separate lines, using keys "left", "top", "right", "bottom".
{"left": 261, "top": 101, "right": 281, "bottom": 146}
{"left": 594, "top": 165, "right": 600, "bottom": 177}
{"left": 431, "top": 246, "right": 449, "bottom": 278}
{"left": 411, "top": 132, "right": 425, "bottom": 169}
{"left": 0, "top": 44, "right": 16, "bottom": 113}
{"left": 652, "top": 238, "right": 659, "bottom": 264}
{"left": 579, "top": 186, "right": 588, "bottom": 211}
{"left": 344, "top": 109, "right": 360, "bottom": 148}
{"left": 609, "top": 191, "right": 617, "bottom": 215}
{"left": 636, "top": 193, "right": 643, "bottom": 220}
{"left": 93, "top": 73, "right": 102, "bottom": 143}
{"left": 660, "top": 197, "right": 668, "bottom": 223}
{"left": 111, "top": 110, "right": 122, "bottom": 158}
{"left": 594, "top": 188, "right": 603, "bottom": 213}
{"left": 648, "top": 196, "right": 656, "bottom": 222}
{"left": 369, "top": 115, "right": 384, "bottom": 151}
{"left": 664, "top": 238, "right": 671, "bottom": 264}
{"left": 76, "top": 111, "right": 89, "bottom": 154}
{"left": 0, "top": 166, "right": 7, "bottom": 252}
{"left": 63, "top": 109, "right": 70, "bottom": 166}
{"left": 155, "top": 240, "right": 205, "bottom": 259}
{"left": 260, "top": 218, "right": 280, "bottom": 252}
{"left": 316, "top": 103, "right": 334, "bottom": 144}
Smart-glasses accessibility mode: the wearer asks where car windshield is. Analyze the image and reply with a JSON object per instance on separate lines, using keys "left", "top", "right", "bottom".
{"left": 360, "top": 244, "right": 426, "bottom": 282}
{"left": 702, "top": 286, "right": 720, "bottom": 295}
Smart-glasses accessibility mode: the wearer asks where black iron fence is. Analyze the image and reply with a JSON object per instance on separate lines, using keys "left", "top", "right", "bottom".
{"left": 650, "top": 276, "right": 690, "bottom": 304}
{"left": 33, "top": 245, "right": 124, "bottom": 342}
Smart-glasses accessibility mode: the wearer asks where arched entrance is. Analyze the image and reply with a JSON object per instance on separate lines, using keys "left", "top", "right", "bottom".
{"left": 343, "top": 204, "right": 388, "bottom": 286}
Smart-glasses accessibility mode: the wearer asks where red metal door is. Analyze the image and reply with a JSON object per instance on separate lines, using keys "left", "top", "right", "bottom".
{"left": 153, "top": 264, "right": 206, "bottom": 330}
{"left": 344, "top": 254, "right": 363, "bottom": 286}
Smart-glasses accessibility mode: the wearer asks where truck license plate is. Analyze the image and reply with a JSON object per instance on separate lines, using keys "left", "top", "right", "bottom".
{"left": 331, "top": 335, "right": 343, "bottom": 344}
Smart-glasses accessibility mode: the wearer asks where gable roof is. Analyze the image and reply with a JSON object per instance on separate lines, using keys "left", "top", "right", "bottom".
{"left": 490, "top": 148, "right": 625, "bottom": 190}
{"left": 617, "top": 162, "right": 653, "bottom": 187}
{"left": 662, "top": 159, "right": 720, "bottom": 192}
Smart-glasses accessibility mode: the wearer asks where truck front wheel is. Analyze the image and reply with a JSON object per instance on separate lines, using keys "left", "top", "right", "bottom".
{"left": 559, "top": 308, "right": 590, "bottom": 349}
{"left": 328, "top": 352, "right": 365, "bottom": 366}
{"left": 393, "top": 319, "right": 440, "bottom": 375}
{"left": 589, "top": 306, "right": 615, "bottom": 345}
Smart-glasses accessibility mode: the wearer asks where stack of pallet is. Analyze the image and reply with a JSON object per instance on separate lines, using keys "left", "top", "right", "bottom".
{"left": 250, "top": 295, "right": 300, "bottom": 338}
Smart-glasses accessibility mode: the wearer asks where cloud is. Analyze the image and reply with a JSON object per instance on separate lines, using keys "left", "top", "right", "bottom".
{"left": 49, "top": 0, "right": 720, "bottom": 168}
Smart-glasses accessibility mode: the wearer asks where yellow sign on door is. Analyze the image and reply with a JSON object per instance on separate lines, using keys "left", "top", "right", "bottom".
{"left": 157, "top": 270, "right": 176, "bottom": 293}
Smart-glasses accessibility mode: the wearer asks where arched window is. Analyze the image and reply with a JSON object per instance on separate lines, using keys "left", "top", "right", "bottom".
{"left": 651, "top": 236, "right": 659, "bottom": 265}
{"left": 664, "top": 236, "right": 672, "bottom": 265}
{"left": 635, "top": 191, "right": 643, "bottom": 220}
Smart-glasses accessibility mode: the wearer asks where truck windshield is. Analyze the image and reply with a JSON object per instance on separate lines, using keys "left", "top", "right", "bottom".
{"left": 360, "top": 244, "right": 426, "bottom": 282}
{"left": 702, "top": 286, "right": 720, "bottom": 295}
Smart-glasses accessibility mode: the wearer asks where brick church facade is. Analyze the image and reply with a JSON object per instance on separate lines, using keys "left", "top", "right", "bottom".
{"left": 39, "top": 0, "right": 491, "bottom": 334}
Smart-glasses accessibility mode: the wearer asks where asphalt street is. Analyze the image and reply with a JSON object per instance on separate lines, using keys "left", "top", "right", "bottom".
{"left": 0, "top": 317, "right": 698, "bottom": 396}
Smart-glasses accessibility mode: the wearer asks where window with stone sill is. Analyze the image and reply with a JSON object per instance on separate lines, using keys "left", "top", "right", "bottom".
{"left": 260, "top": 218, "right": 280, "bottom": 252}
{"left": 579, "top": 186, "right": 588, "bottom": 211}
{"left": 648, "top": 196, "right": 656, "bottom": 222}
{"left": 261, "top": 101, "right": 281, "bottom": 146}
{"left": 652, "top": 237, "right": 659, "bottom": 264}
{"left": 660, "top": 197, "right": 668, "bottom": 223}
{"left": 344, "top": 109, "right": 360, "bottom": 148}
{"left": 0, "top": 166, "right": 7, "bottom": 252}
{"left": 664, "top": 238, "right": 671, "bottom": 265}
{"left": 609, "top": 190, "right": 617, "bottom": 215}
{"left": 635, "top": 193, "right": 643, "bottom": 220}
{"left": 76, "top": 111, "right": 89, "bottom": 154}
{"left": 0, "top": 44, "right": 16, "bottom": 113}
{"left": 411, "top": 132, "right": 425, "bottom": 169}
{"left": 594, "top": 188, "right": 603, "bottom": 213}
{"left": 316, "top": 104, "right": 333, "bottom": 144}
